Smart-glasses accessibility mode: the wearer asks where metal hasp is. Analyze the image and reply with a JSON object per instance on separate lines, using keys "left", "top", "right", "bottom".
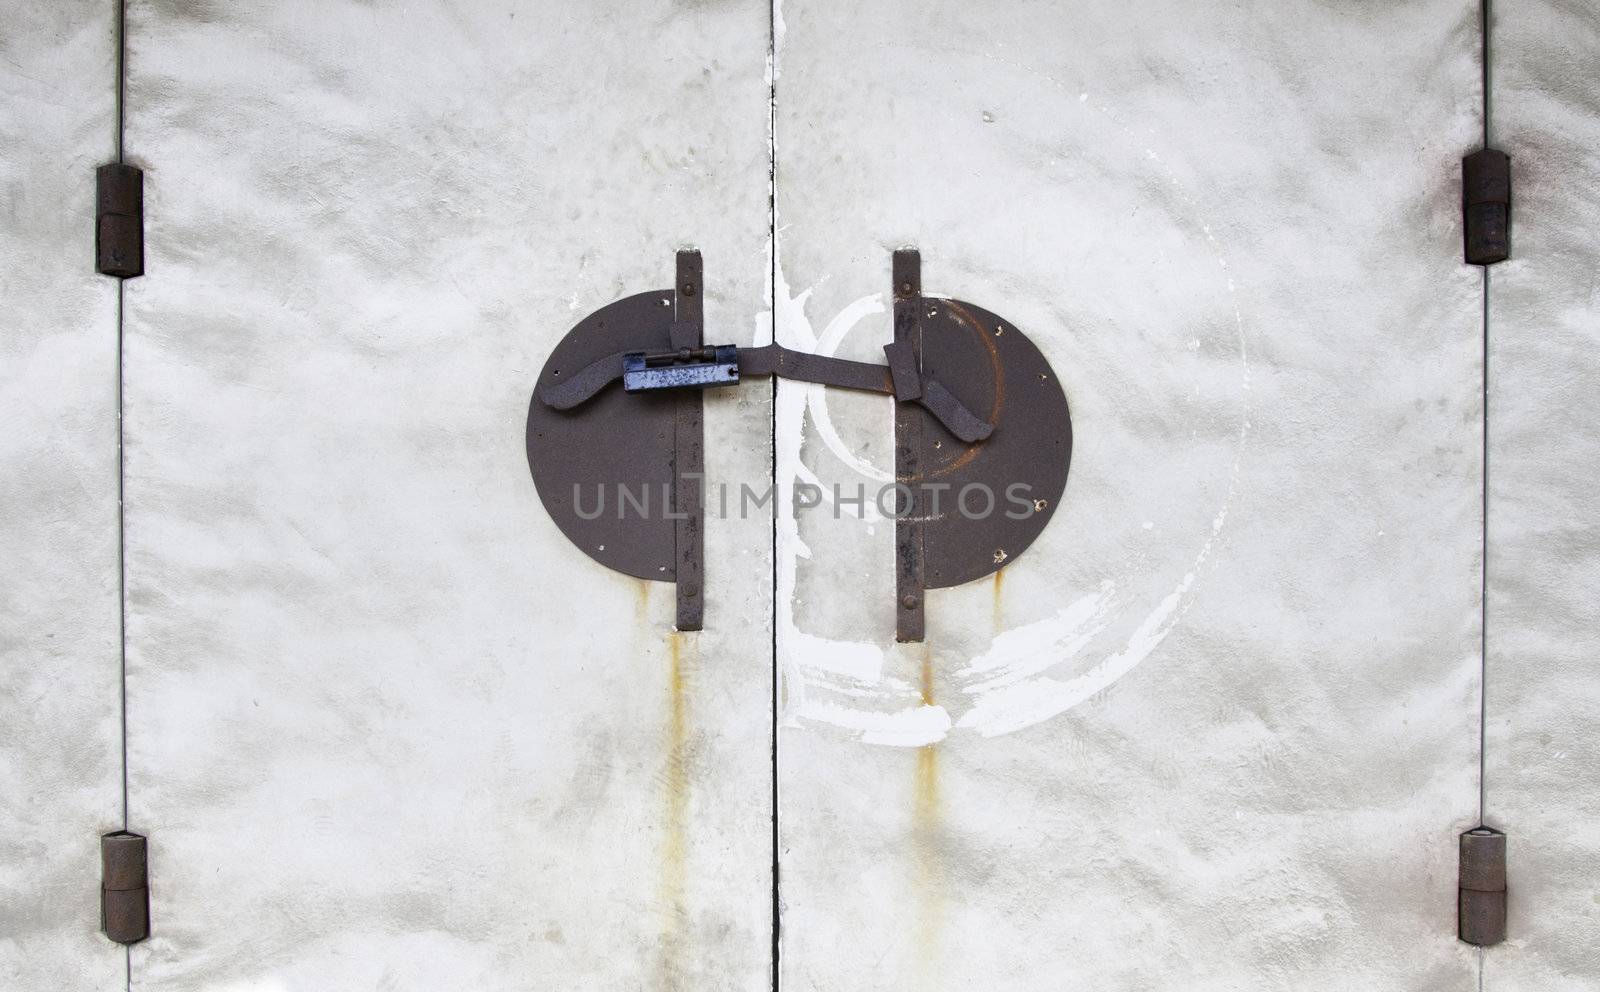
{"left": 671, "top": 251, "right": 705, "bottom": 631}
{"left": 624, "top": 346, "right": 740, "bottom": 393}
{"left": 526, "top": 249, "right": 1071, "bottom": 639}
{"left": 96, "top": 163, "right": 144, "bottom": 278}
{"left": 1459, "top": 826, "right": 1507, "bottom": 946}
{"left": 892, "top": 251, "right": 927, "bottom": 641}
{"left": 888, "top": 248, "right": 1073, "bottom": 641}
{"left": 101, "top": 831, "right": 149, "bottom": 945}
{"left": 1464, "top": 148, "right": 1510, "bottom": 265}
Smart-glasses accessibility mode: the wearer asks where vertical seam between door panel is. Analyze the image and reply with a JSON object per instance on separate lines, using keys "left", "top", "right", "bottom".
{"left": 115, "top": 1, "right": 132, "bottom": 987}
{"left": 115, "top": 0, "right": 128, "bottom": 837}
{"left": 1478, "top": 0, "right": 1492, "bottom": 987}
{"left": 1478, "top": 0, "right": 1491, "bottom": 828}
{"left": 767, "top": 2, "right": 781, "bottom": 990}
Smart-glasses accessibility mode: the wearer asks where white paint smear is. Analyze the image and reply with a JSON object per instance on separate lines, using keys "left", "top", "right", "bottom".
{"left": 770, "top": 70, "right": 1253, "bottom": 746}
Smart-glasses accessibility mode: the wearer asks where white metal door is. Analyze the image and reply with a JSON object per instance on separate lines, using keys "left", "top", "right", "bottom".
{"left": 773, "top": 2, "right": 1484, "bottom": 989}
{"left": 8, "top": 1, "right": 1600, "bottom": 990}
{"left": 1483, "top": 2, "right": 1600, "bottom": 989}
{"left": 0, "top": 3, "right": 124, "bottom": 988}
{"left": 121, "top": 2, "right": 773, "bottom": 988}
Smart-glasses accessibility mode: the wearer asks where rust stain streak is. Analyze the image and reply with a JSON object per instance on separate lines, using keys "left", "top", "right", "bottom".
{"left": 913, "top": 648, "right": 943, "bottom": 976}
{"left": 635, "top": 578, "right": 652, "bottom": 629}
{"left": 918, "top": 648, "right": 936, "bottom": 709}
{"left": 991, "top": 567, "right": 1005, "bottom": 632}
{"left": 658, "top": 631, "right": 691, "bottom": 989}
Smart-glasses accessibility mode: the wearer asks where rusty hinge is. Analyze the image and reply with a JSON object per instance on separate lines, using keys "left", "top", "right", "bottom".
{"left": 1463, "top": 148, "right": 1510, "bottom": 265}
{"left": 96, "top": 163, "right": 144, "bottom": 278}
{"left": 1459, "top": 826, "right": 1506, "bottom": 946}
{"left": 101, "top": 831, "right": 149, "bottom": 945}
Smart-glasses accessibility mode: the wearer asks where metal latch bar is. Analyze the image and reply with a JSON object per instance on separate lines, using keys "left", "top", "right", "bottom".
{"left": 892, "top": 248, "right": 926, "bottom": 642}
{"left": 672, "top": 251, "right": 705, "bottom": 632}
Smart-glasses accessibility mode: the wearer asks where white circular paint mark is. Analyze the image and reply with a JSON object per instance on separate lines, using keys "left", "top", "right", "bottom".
{"left": 769, "top": 49, "right": 1252, "bottom": 747}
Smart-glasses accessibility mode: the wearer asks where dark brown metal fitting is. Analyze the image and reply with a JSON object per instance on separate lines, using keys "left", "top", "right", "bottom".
{"left": 96, "top": 163, "right": 144, "bottom": 278}
{"left": 1463, "top": 148, "right": 1510, "bottom": 265}
{"left": 526, "top": 247, "right": 1068, "bottom": 640}
{"left": 883, "top": 340, "right": 922, "bottom": 402}
{"left": 672, "top": 250, "right": 705, "bottom": 633}
{"left": 1459, "top": 826, "right": 1506, "bottom": 946}
{"left": 101, "top": 831, "right": 149, "bottom": 945}
{"left": 892, "top": 250, "right": 927, "bottom": 643}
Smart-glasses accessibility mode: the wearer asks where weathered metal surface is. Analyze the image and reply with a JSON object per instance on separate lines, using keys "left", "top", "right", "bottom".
{"left": 775, "top": 1, "right": 1481, "bottom": 988}
{"left": 544, "top": 336, "right": 998, "bottom": 443}
{"left": 1457, "top": 827, "right": 1506, "bottom": 946}
{"left": 529, "top": 290, "right": 680, "bottom": 582}
{"left": 95, "top": 163, "right": 144, "bottom": 278}
{"left": 883, "top": 339, "right": 921, "bottom": 400}
{"left": 122, "top": 2, "right": 774, "bottom": 988}
{"left": 0, "top": 3, "right": 125, "bottom": 989}
{"left": 532, "top": 248, "right": 1039, "bottom": 632}
{"left": 101, "top": 832, "right": 150, "bottom": 945}
{"left": 622, "top": 346, "right": 741, "bottom": 394}
{"left": 1484, "top": 0, "right": 1600, "bottom": 986}
{"left": 549, "top": 343, "right": 887, "bottom": 404}
{"left": 1463, "top": 148, "right": 1511, "bottom": 265}
{"left": 673, "top": 250, "right": 705, "bottom": 631}
{"left": 893, "top": 249, "right": 927, "bottom": 643}
{"left": 916, "top": 296, "right": 1071, "bottom": 590}
{"left": 746, "top": 339, "right": 997, "bottom": 442}
{"left": 743, "top": 343, "right": 892, "bottom": 394}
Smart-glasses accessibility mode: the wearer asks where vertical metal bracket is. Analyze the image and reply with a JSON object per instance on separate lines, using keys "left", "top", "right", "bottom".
{"left": 1464, "top": 148, "right": 1511, "bottom": 265}
{"left": 1459, "top": 826, "right": 1507, "bottom": 946}
{"left": 892, "top": 249, "right": 926, "bottom": 642}
{"left": 101, "top": 831, "right": 149, "bottom": 945}
{"left": 672, "top": 250, "right": 705, "bottom": 631}
{"left": 95, "top": 163, "right": 144, "bottom": 278}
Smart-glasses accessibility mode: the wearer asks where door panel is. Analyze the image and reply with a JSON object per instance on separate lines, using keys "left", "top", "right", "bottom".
{"left": 1484, "top": 2, "right": 1600, "bottom": 988}
{"left": 0, "top": 3, "right": 125, "bottom": 989}
{"left": 121, "top": 2, "right": 772, "bottom": 989}
{"left": 774, "top": 1, "right": 1483, "bottom": 988}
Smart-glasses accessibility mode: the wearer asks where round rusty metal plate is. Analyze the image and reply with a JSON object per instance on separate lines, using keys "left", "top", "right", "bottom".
{"left": 915, "top": 299, "right": 1072, "bottom": 589}
{"left": 526, "top": 290, "right": 679, "bottom": 581}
